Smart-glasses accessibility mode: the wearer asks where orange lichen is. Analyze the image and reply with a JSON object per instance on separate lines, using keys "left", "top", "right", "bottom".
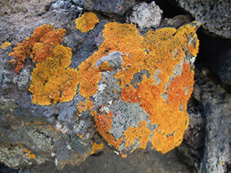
{"left": 75, "top": 12, "right": 99, "bottom": 33}
{"left": 76, "top": 21, "right": 199, "bottom": 156}
{"left": 124, "top": 120, "right": 151, "bottom": 150}
{"left": 1, "top": 42, "right": 11, "bottom": 48}
{"left": 90, "top": 143, "right": 104, "bottom": 154}
{"left": 24, "top": 148, "right": 36, "bottom": 159}
{"left": 94, "top": 111, "right": 123, "bottom": 150}
{"left": 9, "top": 24, "right": 65, "bottom": 73}
{"left": 77, "top": 100, "right": 94, "bottom": 113}
{"left": 25, "top": 122, "right": 30, "bottom": 126}
{"left": 35, "top": 121, "right": 43, "bottom": 125}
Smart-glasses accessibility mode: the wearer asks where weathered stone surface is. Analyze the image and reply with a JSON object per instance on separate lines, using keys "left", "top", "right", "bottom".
{"left": 177, "top": 96, "right": 205, "bottom": 171}
{"left": 189, "top": 69, "right": 231, "bottom": 173}
{"left": 175, "top": 0, "right": 231, "bottom": 38}
{"left": 20, "top": 149, "right": 191, "bottom": 173}
{"left": 197, "top": 31, "right": 231, "bottom": 85}
{"left": 0, "top": 0, "right": 215, "bottom": 172}
{"left": 0, "top": 0, "right": 104, "bottom": 170}
{"left": 126, "top": 1, "right": 163, "bottom": 29}
{"left": 76, "top": 0, "right": 135, "bottom": 15}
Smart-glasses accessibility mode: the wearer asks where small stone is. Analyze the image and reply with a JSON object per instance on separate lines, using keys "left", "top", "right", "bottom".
{"left": 127, "top": 1, "right": 163, "bottom": 29}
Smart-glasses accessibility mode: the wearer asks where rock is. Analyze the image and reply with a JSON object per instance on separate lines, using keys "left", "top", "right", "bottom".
{"left": 126, "top": 1, "right": 163, "bottom": 29}
{"left": 76, "top": 21, "right": 200, "bottom": 157}
{"left": 77, "top": 0, "right": 135, "bottom": 15}
{"left": 187, "top": 69, "right": 231, "bottom": 173}
{"left": 197, "top": 31, "right": 231, "bottom": 85}
{"left": 175, "top": 0, "right": 231, "bottom": 38}
{"left": 177, "top": 96, "right": 205, "bottom": 171}
{"left": 0, "top": 0, "right": 201, "bottom": 171}
{"left": 20, "top": 149, "right": 191, "bottom": 173}
{"left": 161, "top": 15, "right": 191, "bottom": 28}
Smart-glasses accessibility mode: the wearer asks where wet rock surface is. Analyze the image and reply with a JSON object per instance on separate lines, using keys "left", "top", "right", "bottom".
{"left": 0, "top": 0, "right": 231, "bottom": 173}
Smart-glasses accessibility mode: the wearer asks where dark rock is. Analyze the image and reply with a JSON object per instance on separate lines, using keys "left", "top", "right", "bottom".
{"left": 190, "top": 69, "right": 231, "bottom": 173}
{"left": 78, "top": 0, "right": 135, "bottom": 15}
{"left": 21, "top": 149, "right": 191, "bottom": 173}
{"left": 196, "top": 30, "right": 231, "bottom": 86}
{"left": 177, "top": 96, "right": 205, "bottom": 171}
{"left": 175, "top": 0, "right": 231, "bottom": 38}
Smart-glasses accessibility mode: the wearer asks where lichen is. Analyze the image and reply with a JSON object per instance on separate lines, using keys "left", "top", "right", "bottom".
{"left": 28, "top": 44, "right": 78, "bottom": 105}
{"left": 23, "top": 148, "right": 36, "bottom": 159}
{"left": 75, "top": 12, "right": 99, "bottom": 33}
{"left": 90, "top": 143, "right": 104, "bottom": 154}
{"left": 77, "top": 21, "right": 199, "bottom": 157}
{"left": 9, "top": 24, "right": 78, "bottom": 105}
{"left": 9, "top": 24, "right": 65, "bottom": 73}
{"left": 1, "top": 42, "right": 11, "bottom": 48}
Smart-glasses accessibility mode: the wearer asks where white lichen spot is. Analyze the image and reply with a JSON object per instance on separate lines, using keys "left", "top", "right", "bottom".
{"left": 185, "top": 86, "right": 189, "bottom": 95}
{"left": 55, "top": 158, "right": 58, "bottom": 166}
{"left": 98, "top": 83, "right": 107, "bottom": 92}
{"left": 190, "top": 56, "right": 196, "bottom": 66}
{"left": 67, "top": 144, "right": 72, "bottom": 150}
{"left": 51, "top": 153, "right": 56, "bottom": 157}
{"left": 60, "top": 125, "right": 69, "bottom": 134}
{"left": 114, "top": 150, "right": 119, "bottom": 155}
{"left": 100, "top": 106, "right": 110, "bottom": 113}
{"left": 55, "top": 121, "right": 62, "bottom": 131}
{"left": 86, "top": 133, "right": 90, "bottom": 139}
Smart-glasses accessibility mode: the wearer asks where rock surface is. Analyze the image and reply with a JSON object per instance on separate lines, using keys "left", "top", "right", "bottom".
{"left": 75, "top": 0, "right": 135, "bottom": 15}
{"left": 1, "top": 0, "right": 231, "bottom": 172}
{"left": 175, "top": 0, "right": 231, "bottom": 38}
{"left": 126, "top": 1, "right": 163, "bottom": 29}
{"left": 192, "top": 69, "right": 231, "bottom": 173}
{"left": 197, "top": 31, "right": 231, "bottom": 86}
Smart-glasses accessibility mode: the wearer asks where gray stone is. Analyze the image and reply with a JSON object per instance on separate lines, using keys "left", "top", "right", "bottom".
{"left": 189, "top": 69, "right": 231, "bottom": 173}
{"left": 127, "top": 1, "right": 163, "bottom": 29}
{"left": 79, "top": 0, "right": 135, "bottom": 15}
{"left": 176, "top": 0, "right": 231, "bottom": 38}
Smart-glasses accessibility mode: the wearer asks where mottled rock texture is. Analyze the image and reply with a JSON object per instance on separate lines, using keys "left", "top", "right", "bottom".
{"left": 192, "top": 70, "right": 231, "bottom": 173}
{"left": 0, "top": 0, "right": 200, "bottom": 168}
{"left": 126, "top": 1, "right": 163, "bottom": 29}
{"left": 197, "top": 31, "right": 231, "bottom": 86}
{"left": 175, "top": 0, "right": 231, "bottom": 38}
{"left": 2, "top": 0, "right": 231, "bottom": 172}
{"left": 75, "top": 0, "right": 135, "bottom": 15}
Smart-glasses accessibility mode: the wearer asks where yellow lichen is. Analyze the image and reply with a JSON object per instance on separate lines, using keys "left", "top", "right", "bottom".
{"left": 28, "top": 45, "right": 78, "bottom": 105}
{"left": 24, "top": 148, "right": 36, "bottom": 159}
{"left": 1, "top": 42, "right": 11, "bottom": 48}
{"left": 6, "top": 24, "right": 79, "bottom": 106}
{"left": 77, "top": 100, "right": 94, "bottom": 113}
{"left": 75, "top": 12, "right": 99, "bottom": 33}
{"left": 90, "top": 143, "right": 104, "bottom": 154}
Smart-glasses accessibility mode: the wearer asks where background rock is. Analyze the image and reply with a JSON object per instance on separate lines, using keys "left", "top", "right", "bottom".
{"left": 196, "top": 30, "right": 231, "bottom": 86}
{"left": 126, "top": 1, "right": 162, "bottom": 29}
{"left": 175, "top": 0, "right": 231, "bottom": 38}
{"left": 192, "top": 69, "right": 231, "bottom": 173}
{"left": 75, "top": 0, "right": 135, "bottom": 16}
